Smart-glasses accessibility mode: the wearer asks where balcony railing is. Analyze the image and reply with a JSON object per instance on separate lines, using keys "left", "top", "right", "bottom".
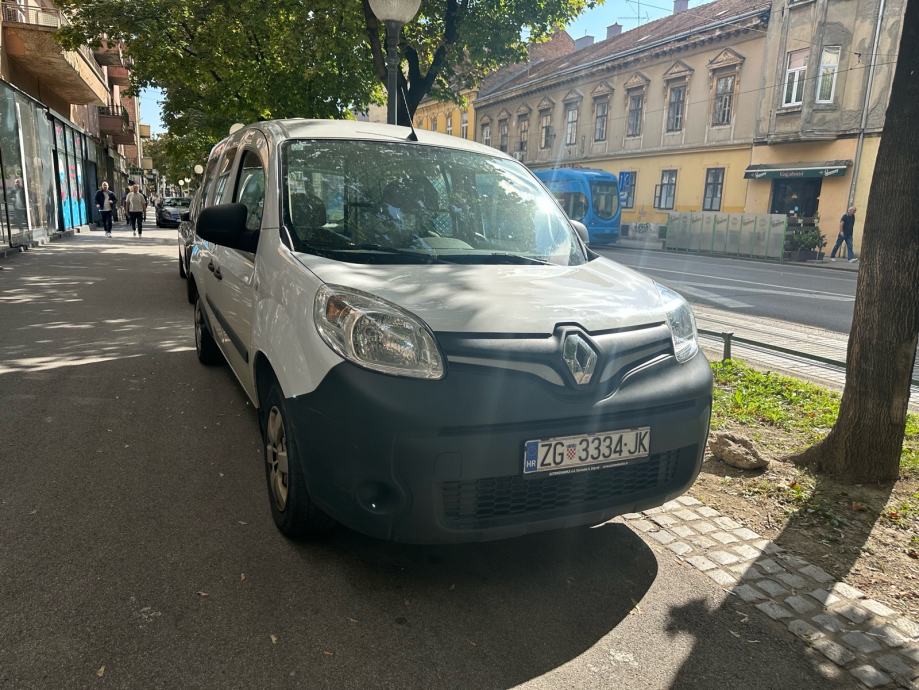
{"left": 1, "top": 2, "right": 59, "bottom": 27}
{"left": 1, "top": 2, "right": 106, "bottom": 84}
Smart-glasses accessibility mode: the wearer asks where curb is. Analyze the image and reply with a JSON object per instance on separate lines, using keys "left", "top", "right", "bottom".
{"left": 620, "top": 496, "right": 919, "bottom": 688}
{"left": 594, "top": 244, "right": 860, "bottom": 273}
{"left": 0, "top": 228, "right": 76, "bottom": 262}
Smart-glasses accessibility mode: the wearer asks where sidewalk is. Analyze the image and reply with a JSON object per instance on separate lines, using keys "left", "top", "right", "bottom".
{"left": 694, "top": 305, "right": 919, "bottom": 411}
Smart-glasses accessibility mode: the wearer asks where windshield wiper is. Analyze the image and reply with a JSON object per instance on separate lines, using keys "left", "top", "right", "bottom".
{"left": 437, "top": 252, "right": 551, "bottom": 265}
{"left": 305, "top": 243, "right": 446, "bottom": 264}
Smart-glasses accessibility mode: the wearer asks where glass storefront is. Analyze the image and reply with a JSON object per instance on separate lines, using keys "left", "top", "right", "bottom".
{"left": 0, "top": 83, "right": 27, "bottom": 245}
{"left": 15, "top": 92, "right": 57, "bottom": 238}
{"left": 51, "top": 114, "right": 93, "bottom": 231}
{"left": 1, "top": 79, "right": 163, "bottom": 239}
{"left": 0, "top": 79, "right": 98, "bottom": 244}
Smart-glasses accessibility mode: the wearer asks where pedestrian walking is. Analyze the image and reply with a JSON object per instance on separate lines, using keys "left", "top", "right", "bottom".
{"left": 125, "top": 183, "right": 147, "bottom": 237}
{"left": 94, "top": 181, "right": 117, "bottom": 237}
{"left": 830, "top": 206, "right": 857, "bottom": 262}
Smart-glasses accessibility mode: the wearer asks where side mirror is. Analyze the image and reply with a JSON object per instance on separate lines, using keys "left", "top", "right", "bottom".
{"left": 180, "top": 211, "right": 191, "bottom": 222}
{"left": 196, "top": 203, "right": 259, "bottom": 252}
{"left": 570, "top": 220, "right": 589, "bottom": 245}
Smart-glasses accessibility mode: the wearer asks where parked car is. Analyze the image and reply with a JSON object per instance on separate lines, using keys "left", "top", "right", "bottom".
{"left": 156, "top": 196, "right": 191, "bottom": 228}
{"left": 177, "top": 190, "right": 201, "bottom": 281}
{"left": 187, "top": 119, "right": 712, "bottom": 544}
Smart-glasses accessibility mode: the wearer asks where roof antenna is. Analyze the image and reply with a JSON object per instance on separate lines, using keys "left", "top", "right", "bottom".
{"left": 400, "top": 87, "right": 419, "bottom": 141}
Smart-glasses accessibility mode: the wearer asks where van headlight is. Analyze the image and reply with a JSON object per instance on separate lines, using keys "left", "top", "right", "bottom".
{"left": 314, "top": 285, "right": 444, "bottom": 379}
{"left": 656, "top": 284, "right": 699, "bottom": 364}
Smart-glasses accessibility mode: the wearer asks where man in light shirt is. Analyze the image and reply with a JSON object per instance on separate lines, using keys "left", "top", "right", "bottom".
{"left": 124, "top": 183, "right": 147, "bottom": 237}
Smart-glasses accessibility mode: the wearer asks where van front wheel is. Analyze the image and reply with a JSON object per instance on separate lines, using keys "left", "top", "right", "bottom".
{"left": 260, "top": 379, "right": 335, "bottom": 539}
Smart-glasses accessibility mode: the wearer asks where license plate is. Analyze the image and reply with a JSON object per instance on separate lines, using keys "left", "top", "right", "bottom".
{"left": 523, "top": 427, "right": 651, "bottom": 475}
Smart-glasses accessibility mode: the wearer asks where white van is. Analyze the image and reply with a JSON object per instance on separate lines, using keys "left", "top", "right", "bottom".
{"left": 187, "top": 119, "right": 712, "bottom": 543}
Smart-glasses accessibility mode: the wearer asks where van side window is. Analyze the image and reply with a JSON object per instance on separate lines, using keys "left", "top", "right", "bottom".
{"left": 200, "top": 153, "right": 222, "bottom": 210}
{"left": 234, "top": 149, "right": 265, "bottom": 231}
{"left": 211, "top": 146, "right": 238, "bottom": 206}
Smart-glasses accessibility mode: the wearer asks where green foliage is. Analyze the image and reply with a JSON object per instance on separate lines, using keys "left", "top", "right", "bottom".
{"left": 711, "top": 359, "right": 839, "bottom": 432}
{"left": 57, "top": 0, "right": 381, "bottom": 145}
{"left": 784, "top": 226, "right": 827, "bottom": 252}
{"left": 57, "top": 0, "right": 595, "bottom": 138}
{"left": 710, "top": 359, "right": 919, "bottom": 475}
{"left": 143, "top": 132, "right": 213, "bottom": 188}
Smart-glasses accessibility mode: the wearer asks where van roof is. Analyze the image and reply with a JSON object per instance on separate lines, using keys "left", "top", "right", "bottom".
{"left": 217, "top": 119, "right": 508, "bottom": 159}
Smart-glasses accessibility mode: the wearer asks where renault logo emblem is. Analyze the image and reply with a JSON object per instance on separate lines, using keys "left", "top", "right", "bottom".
{"left": 562, "top": 333, "right": 598, "bottom": 385}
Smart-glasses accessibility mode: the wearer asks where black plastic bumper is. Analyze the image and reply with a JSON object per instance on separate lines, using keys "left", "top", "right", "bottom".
{"left": 284, "top": 350, "right": 712, "bottom": 544}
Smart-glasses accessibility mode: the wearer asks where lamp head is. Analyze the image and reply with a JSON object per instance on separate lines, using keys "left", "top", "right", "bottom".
{"left": 368, "top": 0, "right": 421, "bottom": 24}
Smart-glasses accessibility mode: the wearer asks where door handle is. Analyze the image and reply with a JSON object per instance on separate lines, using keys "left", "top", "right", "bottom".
{"left": 207, "top": 261, "right": 222, "bottom": 280}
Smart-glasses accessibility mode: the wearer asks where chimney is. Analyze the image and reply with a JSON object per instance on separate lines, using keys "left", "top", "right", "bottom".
{"left": 673, "top": 0, "right": 689, "bottom": 13}
{"left": 574, "top": 35, "right": 595, "bottom": 50}
{"left": 606, "top": 23, "right": 623, "bottom": 39}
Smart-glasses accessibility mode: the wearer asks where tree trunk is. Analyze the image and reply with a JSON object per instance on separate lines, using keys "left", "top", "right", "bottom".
{"left": 793, "top": 0, "right": 919, "bottom": 482}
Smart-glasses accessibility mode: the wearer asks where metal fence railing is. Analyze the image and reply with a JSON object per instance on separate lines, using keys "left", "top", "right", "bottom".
{"left": 699, "top": 328, "right": 919, "bottom": 387}
{"left": 665, "top": 212, "right": 788, "bottom": 260}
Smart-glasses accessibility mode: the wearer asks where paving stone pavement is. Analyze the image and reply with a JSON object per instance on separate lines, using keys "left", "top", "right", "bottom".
{"left": 619, "top": 496, "right": 919, "bottom": 689}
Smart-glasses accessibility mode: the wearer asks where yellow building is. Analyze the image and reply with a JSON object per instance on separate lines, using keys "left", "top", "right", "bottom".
{"left": 743, "top": 0, "right": 904, "bottom": 252}
{"left": 474, "top": 0, "right": 771, "bottom": 233}
{"left": 413, "top": 89, "right": 476, "bottom": 141}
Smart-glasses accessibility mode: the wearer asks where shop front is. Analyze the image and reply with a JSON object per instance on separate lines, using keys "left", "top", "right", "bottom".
{"left": 50, "top": 114, "right": 92, "bottom": 232}
{"left": 744, "top": 160, "right": 850, "bottom": 224}
{"left": 0, "top": 80, "right": 58, "bottom": 247}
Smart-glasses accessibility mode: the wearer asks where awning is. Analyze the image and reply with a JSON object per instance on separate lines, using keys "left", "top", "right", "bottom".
{"left": 744, "top": 160, "right": 852, "bottom": 179}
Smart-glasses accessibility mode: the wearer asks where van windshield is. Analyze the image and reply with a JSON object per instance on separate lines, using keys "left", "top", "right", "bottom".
{"left": 281, "top": 140, "right": 586, "bottom": 265}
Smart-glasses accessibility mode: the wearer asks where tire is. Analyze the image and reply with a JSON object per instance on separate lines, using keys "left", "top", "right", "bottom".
{"left": 260, "top": 378, "right": 335, "bottom": 539}
{"left": 194, "top": 297, "right": 223, "bottom": 365}
{"left": 186, "top": 274, "right": 196, "bottom": 305}
{"left": 178, "top": 248, "right": 187, "bottom": 279}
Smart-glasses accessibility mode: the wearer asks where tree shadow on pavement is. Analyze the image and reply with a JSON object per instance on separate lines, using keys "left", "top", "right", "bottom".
{"left": 289, "top": 523, "right": 658, "bottom": 688}
{"left": 665, "top": 456, "right": 896, "bottom": 688}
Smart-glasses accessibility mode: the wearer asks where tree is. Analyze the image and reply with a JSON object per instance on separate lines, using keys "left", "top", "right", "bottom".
{"left": 142, "top": 132, "right": 212, "bottom": 189}
{"left": 362, "top": 0, "right": 594, "bottom": 124}
{"left": 58, "top": 0, "right": 594, "bottom": 136}
{"left": 57, "top": 0, "right": 382, "bottom": 138}
{"left": 793, "top": 0, "right": 919, "bottom": 483}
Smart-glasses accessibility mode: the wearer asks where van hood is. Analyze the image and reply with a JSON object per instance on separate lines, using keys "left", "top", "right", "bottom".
{"left": 295, "top": 254, "right": 667, "bottom": 334}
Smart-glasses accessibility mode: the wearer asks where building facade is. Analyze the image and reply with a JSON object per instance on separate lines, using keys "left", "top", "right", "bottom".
{"left": 0, "top": 1, "right": 150, "bottom": 247}
{"left": 413, "top": 88, "right": 477, "bottom": 141}
{"left": 474, "top": 0, "right": 771, "bottom": 231}
{"left": 413, "top": 31, "right": 577, "bottom": 141}
{"left": 473, "top": 0, "right": 904, "bottom": 251}
{"left": 744, "top": 0, "right": 905, "bottom": 250}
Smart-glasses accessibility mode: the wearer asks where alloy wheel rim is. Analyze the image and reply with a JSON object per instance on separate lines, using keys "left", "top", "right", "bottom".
{"left": 265, "top": 406, "right": 289, "bottom": 511}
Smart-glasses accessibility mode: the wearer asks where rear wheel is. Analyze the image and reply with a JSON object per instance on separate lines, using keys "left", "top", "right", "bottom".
{"left": 260, "top": 378, "right": 335, "bottom": 538}
{"left": 194, "top": 297, "right": 223, "bottom": 365}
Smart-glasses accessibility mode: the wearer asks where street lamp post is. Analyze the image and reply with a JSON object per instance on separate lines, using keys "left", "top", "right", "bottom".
{"left": 368, "top": 0, "right": 422, "bottom": 125}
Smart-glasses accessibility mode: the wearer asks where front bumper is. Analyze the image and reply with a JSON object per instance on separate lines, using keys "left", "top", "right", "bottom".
{"left": 285, "top": 334, "right": 712, "bottom": 544}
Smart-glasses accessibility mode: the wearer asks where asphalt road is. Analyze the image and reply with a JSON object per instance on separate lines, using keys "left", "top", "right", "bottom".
{"left": 594, "top": 247, "right": 858, "bottom": 334}
{"left": 0, "top": 228, "right": 853, "bottom": 688}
